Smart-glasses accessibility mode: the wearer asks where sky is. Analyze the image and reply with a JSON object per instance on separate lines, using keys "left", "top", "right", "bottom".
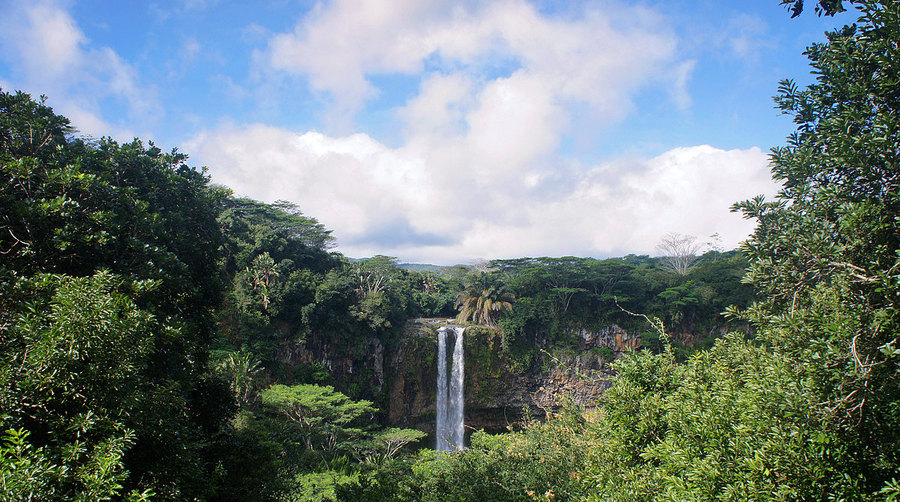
{"left": 0, "top": 0, "right": 850, "bottom": 264}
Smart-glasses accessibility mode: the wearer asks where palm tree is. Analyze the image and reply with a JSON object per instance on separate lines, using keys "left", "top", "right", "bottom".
{"left": 217, "top": 350, "right": 262, "bottom": 406}
{"left": 454, "top": 275, "right": 514, "bottom": 326}
{"left": 249, "top": 252, "right": 279, "bottom": 311}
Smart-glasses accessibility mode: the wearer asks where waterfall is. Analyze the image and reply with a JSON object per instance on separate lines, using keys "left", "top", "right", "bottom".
{"left": 436, "top": 328, "right": 449, "bottom": 451}
{"left": 436, "top": 325, "right": 465, "bottom": 451}
{"left": 449, "top": 325, "right": 465, "bottom": 450}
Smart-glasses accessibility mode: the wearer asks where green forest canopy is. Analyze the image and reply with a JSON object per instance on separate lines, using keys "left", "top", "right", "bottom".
{"left": 2, "top": 0, "right": 899, "bottom": 499}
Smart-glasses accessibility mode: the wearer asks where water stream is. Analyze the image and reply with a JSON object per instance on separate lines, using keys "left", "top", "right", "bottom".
{"left": 436, "top": 325, "right": 465, "bottom": 451}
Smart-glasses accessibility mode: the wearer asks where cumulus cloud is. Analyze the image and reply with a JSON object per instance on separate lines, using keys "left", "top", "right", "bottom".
{"left": 258, "top": 0, "right": 684, "bottom": 127}
{"left": 187, "top": 120, "right": 777, "bottom": 264}
{"left": 0, "top": 0, "right": 157, "bottom": 139}
{"left": 182, "top": 0, "right": 778, "bottom": 263}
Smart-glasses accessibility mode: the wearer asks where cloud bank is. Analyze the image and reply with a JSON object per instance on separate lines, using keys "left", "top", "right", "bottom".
{"left": 188, "top": 124, "right": 775, "bottom": 263}
{"left": 186, "top": 0, "right": 778, "bottom": 263}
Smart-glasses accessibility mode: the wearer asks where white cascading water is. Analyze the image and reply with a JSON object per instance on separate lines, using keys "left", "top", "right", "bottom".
{"left": 436, "top": 325, "right": 465, "bottom": 451}
{"left": 436, "top": 328, "right": 449, "bottom": 451}
{"left": 449, "top": 325, "right": 465, "bottom": 450}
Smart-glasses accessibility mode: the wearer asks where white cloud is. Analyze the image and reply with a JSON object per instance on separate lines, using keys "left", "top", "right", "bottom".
{"left": 262, "top": 0, "right": 442, "bottom": 121}
{"left": 208, "top": 1, "right": 775, "bottom": 263}
{"left": 397, "top": 73, "right": 473, "bottom": 139}
{"left": 185, "top": 124, "right": 427, "bottom": 240}
{"left": 464, "top": 71, "right": 562, "bottom": 182}
{"left": 259, "top": 0, "right": 685, "bottom": 126}
{"left": 187, "top": 120, "right": 777, "bottom": 264}
{"left": 0, "top": 0, "right": 157, "bottom": 139}
{"left": 8, "top": 2, "right": 86, "bottom": 78}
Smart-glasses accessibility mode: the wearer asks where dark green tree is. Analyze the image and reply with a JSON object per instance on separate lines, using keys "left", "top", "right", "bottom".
{"left": 0, "top": 90, "right": 233, "bottom": 499}
{"left": 347, "top": 256, "right": 412, "bottom": 331}
{"left": 454, "top": 274, "right": 515, "bottom": 327}
{"left": 0, "top": 273, "right": 156, "bottom": 501}
{"left": 216, "top": 197, "right": 338, "bottom": 360}
{"left": 260, "top": 384, "right": 376, "bottom": 452}
{"left": 732, "top": 0, "right": 900, "bottom": 495}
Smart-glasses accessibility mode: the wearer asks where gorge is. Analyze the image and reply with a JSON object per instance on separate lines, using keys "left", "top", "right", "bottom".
{"left": 275, "top": 318, "right": 654, "bottom": 436}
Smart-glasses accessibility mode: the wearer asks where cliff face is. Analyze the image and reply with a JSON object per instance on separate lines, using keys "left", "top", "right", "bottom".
{"left": 385, "top": 320, "right": 622, "bottom": 432}
{"left": 274, "top": 334, "right": 386, "bottom": 398}
{"left": 573, "top": 324, "right": 642, "bottom": 351}
{"left": 385, "top": 327, "right": 438, "bottom": 430}
{"left": 274, "top": 320, "right": 637, "bottom": 433}
{"left": 274, "top": 319, "right": 745, "bottom": 435}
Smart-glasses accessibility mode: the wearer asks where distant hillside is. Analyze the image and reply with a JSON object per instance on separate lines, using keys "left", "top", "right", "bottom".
{"left": 346, "top": 258, "right": 469, "bottom": 273}
{"left": 398, "top": 263, "right": 453, "bottom": 272}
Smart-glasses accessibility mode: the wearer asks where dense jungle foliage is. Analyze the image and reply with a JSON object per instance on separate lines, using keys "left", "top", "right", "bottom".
{"left": 1, "top": 0, "right": 898, "bottom": 499}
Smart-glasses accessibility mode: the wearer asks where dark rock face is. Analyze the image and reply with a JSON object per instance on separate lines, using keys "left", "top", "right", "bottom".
{"left": 386, "top": 326, "right": 439, "bottom": 431}
{"left": 274, "top": 334, "right": 385, "bottom": 397}
{"left": 274, "top": 319, "right": 631, "bottom": 433}
{"left": 573, "top": 325, "right": 642, "bottom": 351}
{"left": 385, "top": 321, "right": 618, "bottom": 432}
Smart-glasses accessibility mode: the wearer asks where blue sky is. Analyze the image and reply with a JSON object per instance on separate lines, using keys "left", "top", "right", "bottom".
{"left": 0, "top": 0, "right": 849, "bottom": 264}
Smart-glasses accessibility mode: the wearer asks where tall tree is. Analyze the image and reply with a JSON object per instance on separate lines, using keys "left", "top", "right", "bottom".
{"left": 248, "top": 252, "right": 280, "bottom": 311}
{"left": 656, "top": 232, "right": 701, "bottom": 276}
{"left": 455, "top": 274, "right": 515, "bottom": 327}
{"left": 733, "top": 0, "right": 900, "bottom": 494}
{"left": 0, "top": 90, "right": 230, "bottom": 498}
